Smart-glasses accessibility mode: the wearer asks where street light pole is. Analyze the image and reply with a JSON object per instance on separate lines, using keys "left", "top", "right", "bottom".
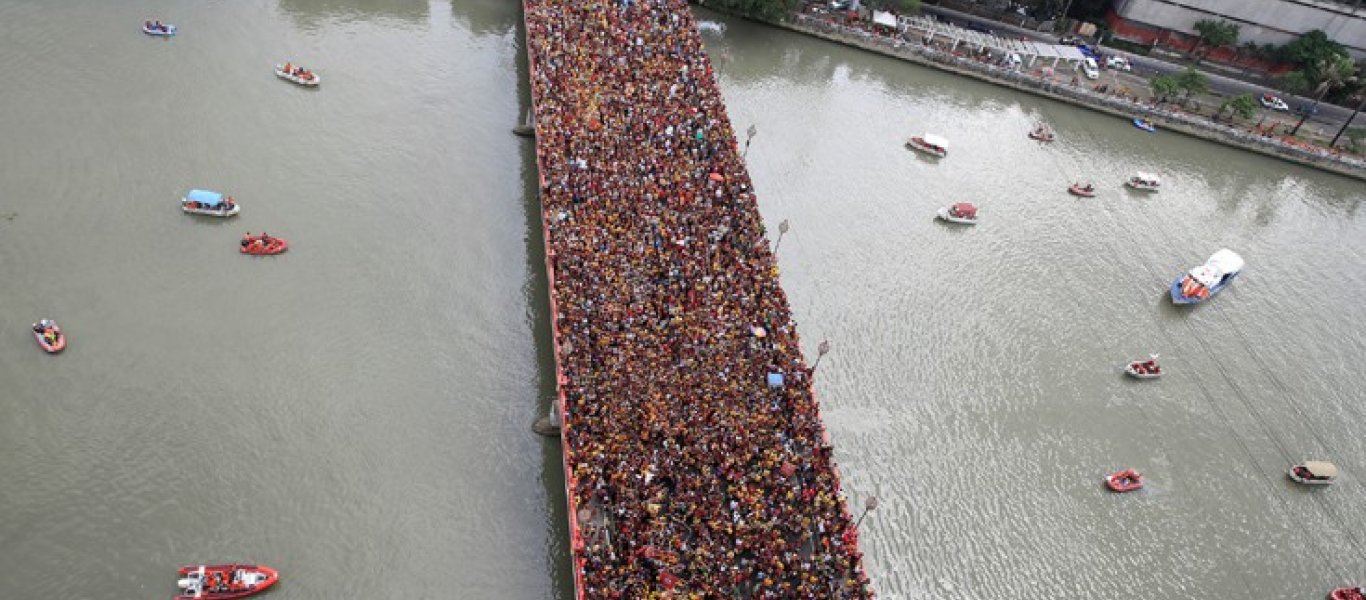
{"left": 854, "top": 495, "right": 879, "bottom": 530}
{"left": 812, "top": 339, "right": 831, "bottom": 372}
{"left": 773, "top": 219, "right": 790, "bottom": 252}
{"left": 1330, "top": 94, "right": 1366, "bottom": 147}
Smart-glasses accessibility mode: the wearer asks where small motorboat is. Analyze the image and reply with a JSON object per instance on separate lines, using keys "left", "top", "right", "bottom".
{"left": 176, "top": 564, "right": 279, "bottom": 600}
{"left": 1124, "top": 172, "right": 1161, "bottom": 192}
{"left": 1170, "top": 249, "right": 1243, "bottom": 305}
{"left": 905, "top": 133, "right": 949, "bottom": 158}
{"left": 1028, "top": 125, "right": 1055, "bottom": 142}
{"left": 240, "top": 234, "right": 289, "bottom": 256}
{"left": 1132, "top": 118, "right": 1156, "bottom": 132}
{"left": 1125, "top": 354, "right": 1161, "bottom": 379}
{"left": 32, "top": 319, "right": 65, "bottom": 353}
{"left": 1105, "top": 469, "right": 1143, "bottom": 493}
{"left": 1331, "top": 587, "right": 1366, "bottom": 600}
{"left": 936, "top": 202, "right": 977, "bottom": 225}
{"left": 274, "top": 64, "right": 320, "bottom": 87}
{"left": 1289, "top": 461, "right": 1338, "bottom": 485}
{"left": 182, "top": 189, "right": 240, "bottom": 217}
{"left": 143, "top": 21, "right": 176, "bottom": 36}
{"left": 1068, "top": 183, "right": 1096, "bottom": 197}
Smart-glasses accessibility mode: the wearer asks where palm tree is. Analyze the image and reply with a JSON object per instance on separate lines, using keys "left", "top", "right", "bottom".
{"left": 1289, "top": 55, "right": 1359, "bottom": 135}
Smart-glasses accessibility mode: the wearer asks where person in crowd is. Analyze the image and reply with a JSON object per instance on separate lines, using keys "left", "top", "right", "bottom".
{"left": 524, "top": 1, "right": 872, "bottom": 597}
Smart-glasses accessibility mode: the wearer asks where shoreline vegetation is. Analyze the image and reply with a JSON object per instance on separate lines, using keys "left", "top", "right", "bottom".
{"left": 696, "top": 3, "right": 1366, "bottom": 182}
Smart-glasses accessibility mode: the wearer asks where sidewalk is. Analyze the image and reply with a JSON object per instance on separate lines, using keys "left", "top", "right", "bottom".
{"left": 915, "top": 3, "right": 1356, "bottom": 134}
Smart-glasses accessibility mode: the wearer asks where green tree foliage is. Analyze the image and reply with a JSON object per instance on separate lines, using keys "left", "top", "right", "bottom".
{"left": 1150, "top": 74, "right": 1179, "bottom": 104}
{"left": 704, "top": 0, "right": 800, "bottom": 22}
{"left": 1281, "top": 30, "right": 1348, "bottom": 80}
{"left": 1289, "top": 55, "right": 1359, "bottom": 134}
{"left": 1216, "top": 94, "right": 1258, "bottom": 123}
{"left": 1174, "top": 67, "right": 1210, "bottom": 99}
{"left": 1190, "top": 19, "right": 1239, "bottom": 63}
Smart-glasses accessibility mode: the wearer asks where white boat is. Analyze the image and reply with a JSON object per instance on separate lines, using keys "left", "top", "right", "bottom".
{"left": 1171, "top": 249, "right": 1243, "bottom": 304}
{"left": 906, "top": 133, "right": 948, "bottom": 158}
{"left": 182, "top": 189, "right": 240, "bottom": 217}
{"left": 1124, "top": 355, "right": 1161, "bottom": 379}
{"left": 1289, "top": 461, "right": 1337, "bottom": 485}
{"left": 275, "top": 64, "right": 320, "bottom": 87}
{"left": 936, "top": 202, "right": 977, "bottom": 225}
{"left": 1124, "top": 171, "right": 1161, "bottom": 191}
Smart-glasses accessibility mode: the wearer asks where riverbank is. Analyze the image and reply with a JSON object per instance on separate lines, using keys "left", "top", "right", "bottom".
{"left": 752, "top": 12, "right": 1366, "bottom": 182}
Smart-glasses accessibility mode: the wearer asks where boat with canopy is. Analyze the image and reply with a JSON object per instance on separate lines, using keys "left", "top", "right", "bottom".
{"left": 182, "top": 189, "right": 240, "bottom": 217}
{"left": 1124, "top": 172, "right": 1161, "bottom": 191}
{"left": 1171, "top": 249, "right": 1243, "bottom": 304}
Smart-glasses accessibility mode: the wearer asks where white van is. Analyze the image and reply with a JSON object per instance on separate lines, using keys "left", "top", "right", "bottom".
{"left": 1080, "top": 57, "right": 1100, "bottom": 80}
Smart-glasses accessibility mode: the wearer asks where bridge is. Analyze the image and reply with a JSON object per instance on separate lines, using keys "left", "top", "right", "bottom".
{"left": 522, "top": 1, "right": 874, "bottom": 597}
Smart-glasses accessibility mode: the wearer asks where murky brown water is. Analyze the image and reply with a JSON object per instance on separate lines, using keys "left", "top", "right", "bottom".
{"left": 1, "top": 1, "right": 1363, "bottom": 598}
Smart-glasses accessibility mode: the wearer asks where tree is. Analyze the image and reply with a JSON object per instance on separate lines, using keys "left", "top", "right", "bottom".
{"left": 1281, "top": 31, "right": 1348, "bottom": 81}
{"left": 1150, "top": 74, "right": 1179, "bottom": 105}
{"left": 1289, "top": 54, "right": 1360, "bottom": 135}
{"left": 1190, "top": 19, "right": 1239, "bottom": 63}
{"left": 1331, "top": 93, "right": 1366, "bottom": 147}
{"left": 1216, "top": 94, "right": 1258, "bottom": 123}
{"left": 704, "top": 0, "right": 800, "bottom": 22}
{"left": 1174, "top": 67, "right": 1209, "bottom": 101}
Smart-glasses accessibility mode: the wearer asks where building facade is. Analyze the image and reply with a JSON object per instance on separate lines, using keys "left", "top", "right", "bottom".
{"left": 1109, "top": 0, "right": 1366, "bottom": 59}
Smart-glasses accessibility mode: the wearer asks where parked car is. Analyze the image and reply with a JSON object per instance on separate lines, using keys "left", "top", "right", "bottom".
{"left": 1080, "top": 57, "right": 1100, "bottom": 80}
{"left": 1059, "top": 35, "right": 1083, "bottom": 46}
{"left": 1295, "top": 103, "right": 1320, "bottom": 116}
{"left": 1259, "top": 93, "right": 1290, "bottom": 112}
{"left": 1104, "top": 56, "right": 1132, "bottom": 72}
{"left": 829, "top": 0, "right": 852, "bottom": 10}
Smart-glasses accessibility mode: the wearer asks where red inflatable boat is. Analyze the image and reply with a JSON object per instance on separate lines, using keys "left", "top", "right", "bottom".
{"left": 1068, "top": 183, "right": 1096, "bottom": 197}
{"left": 33, "top": 320, "right": 66, "bottom": 353}
{"left": 240, "top": 235, "right": 288, "bottom": 256}
{"left": 175, "top": 564, "right": 278, "bottom": 599}
{"left": 1331, "top": 587, "right": 1366, "bottom": 600}
{"left": 1105, "top": 469, "right": 1143, "bottom": 493}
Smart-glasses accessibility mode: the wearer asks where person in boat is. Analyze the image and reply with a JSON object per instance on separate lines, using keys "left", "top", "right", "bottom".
{"left": 1143, "top": 359, "right": 1158, "bottom": 373}
{"left": 284, "top": 62, "right": 293, "bottom": 74}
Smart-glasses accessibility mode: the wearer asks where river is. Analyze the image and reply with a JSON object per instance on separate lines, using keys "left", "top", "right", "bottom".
{"left": 0, "top": 1, "right": 1362, "bottom": 599}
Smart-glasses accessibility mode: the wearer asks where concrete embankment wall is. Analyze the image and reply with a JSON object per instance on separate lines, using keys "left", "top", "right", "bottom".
{"left": 776, "top": 14, "right": 1366, "bottom": 182}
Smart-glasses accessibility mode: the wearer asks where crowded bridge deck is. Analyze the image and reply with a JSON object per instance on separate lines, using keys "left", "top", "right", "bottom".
{"left": 522, "top": 0, "right": 874, "bottom": 597}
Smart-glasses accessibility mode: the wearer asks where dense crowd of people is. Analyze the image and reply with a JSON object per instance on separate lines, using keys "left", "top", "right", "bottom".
{"left": 525, "top": 1, "right": 873, "bottom": 598}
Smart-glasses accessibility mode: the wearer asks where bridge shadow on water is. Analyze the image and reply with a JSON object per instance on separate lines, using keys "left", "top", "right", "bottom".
{"left": 508, "top": 2, "right": 577, "bottom": 598}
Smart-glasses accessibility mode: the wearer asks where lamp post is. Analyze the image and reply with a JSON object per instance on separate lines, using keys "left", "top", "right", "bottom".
{"left": 854, "top": 495, "right": 879, "bottom": 530}
{"left": 812, "top": 339, "right": 831, "bottom": 372}
{"left": 1330, "top": 93, "right": 1366, "bottom": 147}
{"left": 743, "top": 124, "right": 758, "bottom": 159}
{"left": 773, "top": 219, "right": 790, "bottom": 252}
